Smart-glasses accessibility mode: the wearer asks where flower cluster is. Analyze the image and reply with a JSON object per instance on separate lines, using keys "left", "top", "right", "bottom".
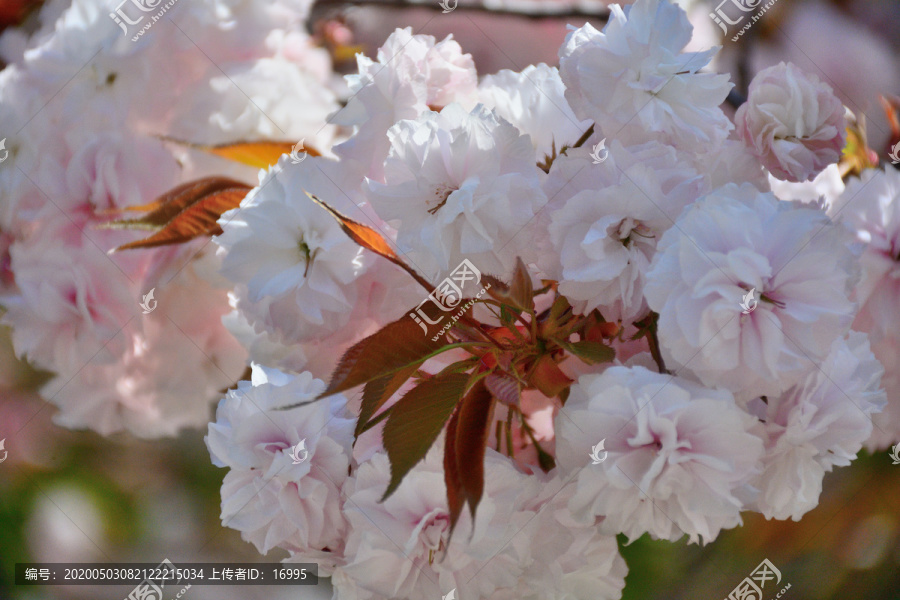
{"left": 2, "top": 0, "right": 897, "bottom": 598}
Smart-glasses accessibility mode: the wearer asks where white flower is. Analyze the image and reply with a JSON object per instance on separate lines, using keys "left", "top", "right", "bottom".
{"left": 645, "top": 183, "right": 859, "bottom": 399}
{"left": 540, "top": 140, "right": 704, "bottom": 323}
{"left": 216, "top": 156, "right": 369, "bottom": 344}
{"left": 751, "top": 332, "right": 885, "bottom": 520}
{"left": 558, "top": 0, "right": 732, "bottom": 147}
{"left": 478, "top": 63, "right": 591, "bottom": 161}
{"left": 555, "top": 366, "right": 763, "bottom": 544}
{"left": 333, "top": 28, "right": 478, "bottom": 179}
{"left": 206, "top": 364, "right": 354, "bottom": 567}
{"left": 736, "top": 62, "right": 847, "bottom": 183}
{"left": 366, "top": 103, "right": 547, "bottom": 279}
{"left": 334, "top": 448, "right": 539, "bottom": 600}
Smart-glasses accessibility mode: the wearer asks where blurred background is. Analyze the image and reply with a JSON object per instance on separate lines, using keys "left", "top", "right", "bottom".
{"left": 1, "top": 0, "right": 900, "bottom": 598}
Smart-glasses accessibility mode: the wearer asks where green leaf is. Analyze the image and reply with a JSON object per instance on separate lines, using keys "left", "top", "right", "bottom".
{"left": 560, "top": 340, "right": 615, "bottom": 365}
{"left": 454, "top": 380, "right": 495, "bottom": 523}
{"left": 381, "top": 372, "right": 470, "bottom": 501}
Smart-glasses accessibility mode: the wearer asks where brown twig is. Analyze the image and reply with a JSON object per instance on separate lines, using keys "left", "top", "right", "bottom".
{"left": 313, "top": 0, "right": 610, "bottom": 21}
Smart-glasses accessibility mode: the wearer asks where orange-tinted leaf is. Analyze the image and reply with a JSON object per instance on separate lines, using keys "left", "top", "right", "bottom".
{"left": 159, "top": 136, "right": 320, "bottom": 169}
{"left": 305, "top": 191, "right": 433, "bottom": 291}
{"left": 530, "top": 355, "right": 573, "bottom": 399}
{"left": 454, "top": 380, "right": 495, "bottom": 523}
{"left": 111, "top": 188, "right": 249, "bottom": 251}
{"left": 381, "top": 372, "right": 470, "bottom": 500}
{"left": 104, "top": 177, "right": 251, "bottom": 230}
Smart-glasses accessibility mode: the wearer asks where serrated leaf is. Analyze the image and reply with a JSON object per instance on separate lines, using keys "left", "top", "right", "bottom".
{"left": 305, "top": 191, "right": 433, "bottom": 291}
{"left": 110, "top": 187, "right": 251, "bottom": 251}
{"left": 454, "top": 380, "right": 495, "bottom": 523}
{"left": 316, "top": 311, "right": 461, "bottom": 401}
{"left": 381, "top": 372, "right": 470, "bottom": 500}
{"left": 102, "top": 177, "right": 250, "bottom": 229}
{"left": 560, "top": 340, "right": 615, "bottom": 365}
{"left": 159, "top": 137, "right": 320, "bottom": 169}
{"left": 356, "top": 363, "right": 421, "bottom": 438}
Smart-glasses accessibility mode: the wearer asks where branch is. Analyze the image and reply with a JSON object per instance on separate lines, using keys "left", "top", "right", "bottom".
{"left": 313, "top": 0, "right": 610, "bottom": 21}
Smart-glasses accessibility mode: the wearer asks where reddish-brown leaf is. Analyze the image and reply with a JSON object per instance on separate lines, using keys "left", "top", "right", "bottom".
{"left": 381, "top": 372, "right": 470, "bottom": 500}
{"left": 443, "top": 408, "right": 466, "bottom": 540}
{"left": 317, "top": 309, "right": 451, "bottom": 400}
{"left": 111, "top": 188, "right": 250, "bottom": 251}
{"left": 530, "top": 355, "right": 573, "bottom": 399}
{"left": 454, "top": 380, "right": 495, "bottom": 524}
{"left": 484, "top": 372, "right": 521, "bottom": 407}
{"left": 305, "top": 191, "right": 433, "bottom": 291}
{"left": 356, "top": 362, "right": 422, "bottom": 438}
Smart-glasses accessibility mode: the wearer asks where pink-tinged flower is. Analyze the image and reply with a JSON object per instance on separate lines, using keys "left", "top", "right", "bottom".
{"left": 333, "top": 28, "right": 478, "bottom": 179}
{"left": 539, "top": 140, "right": 704, "bottom": 324}
{"left": 645, "top": 183, "right": 859, "bottom": 400}
{"left": 556, "top": 366, "right": 763, "bottom": 544}
{"left": 832, "top": 168, "right": 900, "bottom": 449}
{"left": 558, "top": 0, "right": 733, "bottom": 147}
{"left": 750, "top": 332, "right": 885, "bottom": 520}
{"left": 366, "top": 103, "right": 547, "bottom": 279}
{"left": 504, "top": 479, "right": 628, "bottom": 600}
{"left": 735, "top": 62, "right": 847, "bottom": 183}
{"left": 40, "top": 251, "right": 247, "bottom": 438}
{"left": 1, "top": 217, "right": 137, "bottom": 374}
{"left": 334, "top": 449, "right": 539, "bottom": 600}
{"left": 206, "top": 364, "right": 354, "bottom": 570}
